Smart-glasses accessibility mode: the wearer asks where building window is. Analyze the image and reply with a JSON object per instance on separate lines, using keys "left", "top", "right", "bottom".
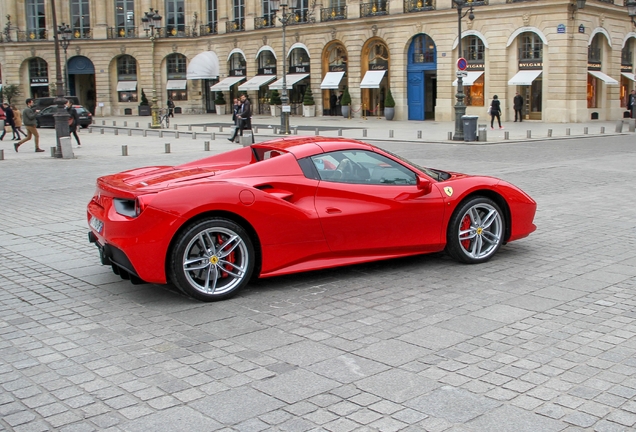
{"left": 233, "top": 0, "right": 245, "bottom": 22}
{"left": 115, "top": 0, "right": 135, "bottom": 38}
{"left": 261, "top": 0, "right": 276, "bottom": 26}
{"left": 327, "top": 44, "right": 347, "bottom": 71}
{"left": 465, "top": 36, "right": 485, "bottom": 62}
{"left": 258, "top": 50, "right": 276, "bottom": 69}
{"left": 588, "top": 35, "right": 602, "bottom": 63}
{"left": 293, "top": 0, "right": 311, "bottom": 23}
{"left": 71, "top": 0, "right": 91, "bottom": 38}
{"left": 207, "top": 0, "right": 217, "bottom": 25}
{"left": 368, "top": 41, "right": 389, "bottom": 70}
{"left": 29, "top": 58, "right": 48, "bottom": 79}
{"left": 465, "top": 74, "right": 484, "bottom": 107}
{"left": 117, "top": 55, "right": 138, "bottom": 102}
{"left": 165, "top": 0, "right": 185, "bottom": 34}
{"left": 412, "top": 34, "right": 435, "bottom": 63}
{"left": 26, "top": 0, "right": 46, "bottom": 39}
{"left": 167, "top": 54, "right": 187, "bottom": 76}
{"left": 289, "top": 48, "right": 310, "bottom": 68}
{"left": 520, "top": 33, "right": 542, "bottom": 61}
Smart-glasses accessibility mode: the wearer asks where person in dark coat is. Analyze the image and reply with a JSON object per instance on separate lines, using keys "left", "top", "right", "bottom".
{"left": 513, "top": 92, "right": 524, "bottom": 122}
{"left": 167, "top": 98, "right": 175, "bottom": 117}
{"left": 237, "top": 94, "right": 253, "bottom": 143}
{"left": 0, "top": 102, "right": 16, "bottom": 140}
{"left": 330, "top": 92, "right": 338, "bottom": 116}
{"left": 490, "top": 95, "right": 503, "bottom": 129}
{"left": 628, "top": 90, "right": 636, "bottom": 119}
{"left": 228, "top": 98, "right": 242, "bottom": 142}
{"left": 66, "top": 99, "right": 81, "bottom": 146}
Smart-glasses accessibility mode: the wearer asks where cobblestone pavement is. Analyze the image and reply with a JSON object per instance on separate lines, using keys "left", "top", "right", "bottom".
{"left": 1, "top": 126, "right": 635, "bottom": 432}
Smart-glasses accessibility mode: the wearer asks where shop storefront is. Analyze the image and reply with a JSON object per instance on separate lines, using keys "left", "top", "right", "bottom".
{"left": 360, "top": 38, "right": 389, "bottom": 117}
{"left": 269, "top": 43, "right": 311, "bottom": 115}
{"left": 508, "top": 32, "right": 544, "bottom": 120}
{"left": 321, "top": 42, "right": 348, "bottom": 116}
{"left": 238, "top": 46, "right": 277, "bottom": 114}
{"left": 408, "top": 34, "right": 437, "bottom": 120}
{"left": 29, "top": 57, "right": 49, "bottom": 98}
{"left": 186, "top": 51, "right": 220, "bottom": 113}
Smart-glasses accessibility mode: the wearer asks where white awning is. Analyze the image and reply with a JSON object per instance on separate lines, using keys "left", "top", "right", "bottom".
{"left": 360, "top": 70, "right": 386, "bottom": 89}
{"left": 238, "top": 75, "right": 277, "bottom": 91}
{"left": 209, "top": 76, "right": 246, "bottom": 91}
{"left": 186, "top": 51, "right": 220, "bottom": 80}
{"left": 320, "top": 71, "right": 345, "bottom": 89}
{"left": 452, "top": 71, "right": 484, "bottom": 87}
{"left": 30, "top": 82, "right": 49, "bottom": 87}
{"left": 268, "top": 73, "right": 309, "bottom": 90}
{"left": 621, "top": 72, "right": 636, "bottom": 81}
{"left": 508, "top": 70, "right": 542, "bottom": 86}
{"left": 117, "top": 81, "right": 137, "bottom": 92}
{"left": 588, "top": 70, "right": 619, "bottom": 85}
{"left": 166, "top": 79, "right": 187, "bottom": 90}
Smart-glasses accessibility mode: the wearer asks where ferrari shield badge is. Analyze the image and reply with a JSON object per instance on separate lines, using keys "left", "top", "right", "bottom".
{"left": 444, "top": 187, "right": 454, "bottom": 197}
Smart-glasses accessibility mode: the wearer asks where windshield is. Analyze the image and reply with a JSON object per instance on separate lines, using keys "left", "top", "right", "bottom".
{"left": 376, "top": 146, "right": 450, "bottom": 181}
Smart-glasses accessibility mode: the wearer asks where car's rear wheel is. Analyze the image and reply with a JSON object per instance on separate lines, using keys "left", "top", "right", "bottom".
{"left": 446, "top": 197, "right": 504, "bottom": 264}
{"left": 169, "top": 218, "right": 255, "bottom": 301}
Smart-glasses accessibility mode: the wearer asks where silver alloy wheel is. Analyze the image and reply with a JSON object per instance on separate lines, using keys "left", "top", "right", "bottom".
{"left": 182, "top": 226, "right": 249, "bottom": 295}
{"left": 457, "top": 202, "right": 503, "bottom": 260}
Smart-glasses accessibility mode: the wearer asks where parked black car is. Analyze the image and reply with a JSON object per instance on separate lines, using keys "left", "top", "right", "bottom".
{"left": 35, "top": 105, "right": 92, "bottom": 128}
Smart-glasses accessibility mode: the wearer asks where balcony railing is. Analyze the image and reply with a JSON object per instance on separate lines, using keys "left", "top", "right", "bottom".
{"left": 404, "top": 0, "right": 435, "bottom": 13}
{"left": 107, "top": 27, "right": 138, "bottom": 39}
{"left": 361, "top": 1, "right": 389, "bottom": 16}
{"left": 72, "top": 28, "right": 92, "bottom": 39}
{"left": 412, "top": 51, "right": 435, "bottom": 63}
{"left": 17, "top": 29, "right": 48, "bottom": 41}
{"left": 226, "top": 18, "right": 245, "bottom": 33}
{"left": 452, "top": 0, "right": 488, "bottom": 7}
{"left": 321, "top": 6, "right": 347, "bottom": 21}
{"left": 597, "top": 0, "right": 614, "bottom": 3}
{"left": 519, "top": 48, "right": 542, "bottom": 61}
{"left": 588, "top": 47, "right": 601, "bottom": 63}
{"left": 287, "top": 10, "right": 315, "bottom": 25}
{"left": 200, "top": 22, "right": 218, "bottom": 35}
{"left": 165, "top": 25, "right": 193, "bottom": 37}
{"left": 255, "top": 15, "right": 276, "bottom": 29}
{"left": 506, "top": 0, "right": 537, "bottom": 3}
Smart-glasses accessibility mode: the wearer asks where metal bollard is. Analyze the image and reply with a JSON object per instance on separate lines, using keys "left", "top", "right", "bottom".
{"left": 114, "top": 129, "right": 118, "bottom": 135}
{"left": 100, "top": 128, "right": 104, "bottom": 134}
{"left": 504, "top": 131, "right": 509, "bottom": 140}
{"left": 548, "top": 129, "right": 553, "bottom": 137}
{"left": 136, "top": 122, "right": 139, "bottom": 127}
{"left": 447, "top": 132, "right": 453, "bottom": 140}
{"left": 315, "top": 128, "right": 319, "bottom": 136}
{"left": 148, "top": 123, "right": 151, "bottom": 128}
{"left": 338, "top": 128, "right": 342, "bottom": 136}
{"left": 124, "top": 121, "right": 128, "bottom": 127}
{"left": 0, "top": 149, "right": 3, "bottom": 160}
{"left": 175, "top": 131, "right": 180, "bottom": 139}
{"left": 417, "top": 130, "right": 422, "bottom": 139}
{"left": 219, "top": 126, "right": 224, "bottom": 132}
{"left": 143, "top": 130, "right": 147, "bottom": 137}
{"left": 254, "top": 126, "right": 258, "bottom": 133}
{"left": 293, "top": 127, "right": 298, "bottom": 135}
{"left": 122, "top": 145, "right": 128, "bottom": 156}
{"left": 566, "top": 128, "right": 571, "bottom": 136}
{"left": 363, "top": 129, "right": 368, "bottom": 138}
{"left": 389, "top": 130, "right": 394, "bottom": 138}
{"left": 204, "top": 141, "right": 210, "bottom": 151}
{"left": 174, "top": 124, "right": 178, "bottom": 130}
{"left": 101, "top": 120, "right": 105, "bottom": 125}
{"left": 616, "top": 121, "right": 623, "bottom": 133}
{"left": 600, "top": 126, "right": 605, "bottom": 134}
{"left": 584, "top": 127, "right": 588, "bottom": 135}
{"left": 165, "top": 143, "right": 171, "bottom": 153}
{"left": 159, "top": 130, "right": 163, "bottom": 138}
{"left": 192, "top": 132, "right": 197, "bottom": 139}
{"left": 128, "top": 129, "right": 132, "bottom": 136}
{"left": 203, "top": 125, "right": 208, "bottom": 131}
{"left": 188, "top": 125, "right": 192, "bottom": 131}
{"left": 50, "top": 147, "right": 56, "bottom": 157}
{"left": 629, "top": 120, "right": 636, "bottom": 132}
{"left": 88, "top": 127, "right": 93, "bottom": 133}
{"left": 113, "top": 121, "right": 117, "bottom": 126}
{"left": 526, "top": 130, "right": 531, "bottom": 138}
{"left": 211, "top": 132, "right": 215, "bottom": 140}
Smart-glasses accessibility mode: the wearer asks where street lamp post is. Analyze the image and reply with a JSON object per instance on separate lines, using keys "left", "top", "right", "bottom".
{"left": 58, "top": 23, "right": 72, "bottom": 95}
{"left": 50, "top": 0, "right": 70, "bottom": 158}
{"left": 270, "top": 0, "right": 297, "bottom": 135}
{"left": 627, "top": 0, "right": 636, "bottom": 25}
{"left": 142, "top": 9, "right": 163, "bottom": 129}
{"left": 452, "top": 0, "right": 474, "bottom": 141}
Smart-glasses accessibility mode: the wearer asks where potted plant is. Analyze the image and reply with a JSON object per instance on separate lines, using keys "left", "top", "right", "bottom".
{"left": 269, "top": 89, "right": 282, "bottom": 117}
{"left": 214, "top": 91, "right": 226, "bottom": 115}
{"left": 138, "top": 89, "right": 151, "bottom": 116}
{"left": 384, "top": 88, "right": 395, "bottom": 121}
{"left": 340, "top": 87, "right": 351, "bottom": 119}
{"left": 302, "top": 85, "right": 316, "bottom": 117}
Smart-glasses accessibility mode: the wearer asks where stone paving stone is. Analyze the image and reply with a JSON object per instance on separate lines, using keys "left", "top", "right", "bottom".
{"left": 119, "top": 406, "right": 221, "bottom": 431}
{"left": 406, "top": 386, "right": 500, "bottom": 423}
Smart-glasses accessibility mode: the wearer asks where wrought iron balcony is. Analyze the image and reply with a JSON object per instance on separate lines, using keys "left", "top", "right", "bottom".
{"left": 404, "top": 0, "right": 435, "bottom": 13}
{"left": 452, "top": 0, "right": 487, "bottom": 7}
{"left": 165, "top": 25, "right": 193, "bottom": 37}
{"left": 17, "top": 29, "right": 48, "bottom": 41}
{"left": 519, "top": 48, "right": 543, "bottom": 61}
{"left": 287, "top": 10, "right": 315, "bottom": 25}
{"left": 360, "top": 1, "right": 389, "bottom": 16}
{"left": 255, "top": 15, "right": 276, "bottom": 29}
{"left": 587, "top": 47, "right": 601, "bottom": 63}
{"left": 226, "top": 18, "right": 245, "bottom": 33}
{"left": 200, "top": 22, "right": 218, "bottom": 35}
{"left": 506, "top": 0, "right": 537, "bottom": 3}
{"left": 321, "top": 6, "right": 347, "bottom": 21}
{"left": 71, "top": 28, "right": 92, "bottom": 39}
{"left": 107, "top": 27, "right": 138, "bottom": 39}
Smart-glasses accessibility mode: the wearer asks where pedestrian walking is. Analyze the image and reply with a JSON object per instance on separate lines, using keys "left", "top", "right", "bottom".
{"left": 15, "top": 98, "right": 44, "bottom": 152}
{"left": 330, "top": 92, "right": 337, "bottom": 116}
{"left": 167, "top": 98, "right": 175, "bottom": 117}
{"left": 513, "top": 92, "right": 524, "bottom": 122}
{"left": 228, "top": 98, "right": 242, "bottom": 143}
{"left": 228, "top": 94, "right": 253, "bottom": 144}
{"left": 336, "top": 91, "right": 343, "bottom": 116}
{"left": 489, "top": 95, "right": 503, "bottom": 129}
{"left": 66, "top": 99, "right": 81, "bottom": 146}
{"left": 12, "top": 104, "right": 27, "bottom": 139}
{"left": 628, "top": 90, "right": 636, "bottom": 119}
{"left": 0, "top": 103, "right": 6, "bottom": 136}
{"left": 0, "top": 102, "right": 15, "bottom": 140}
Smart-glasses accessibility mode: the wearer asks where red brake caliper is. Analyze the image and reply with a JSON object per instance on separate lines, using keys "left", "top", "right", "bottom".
{"left": 217, "top": 235, "right": 235, "bottom": 277}
{"left": 460, "top": 215, "right": 472, "bottom": 250}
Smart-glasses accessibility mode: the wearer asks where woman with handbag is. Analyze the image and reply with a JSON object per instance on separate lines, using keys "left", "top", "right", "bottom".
{"left": 11, "top": 104, "right": 27, "bottom": 139}
{"left": 489, "top": 95, "right": 503, "bottom": 130}
{"left": 66, "top": 100, "right": 81, "bottom": 146}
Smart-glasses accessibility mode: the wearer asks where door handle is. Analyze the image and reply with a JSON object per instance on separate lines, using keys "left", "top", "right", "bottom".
{"left": 325, "top": 207, "right": 342, "bottom": 214}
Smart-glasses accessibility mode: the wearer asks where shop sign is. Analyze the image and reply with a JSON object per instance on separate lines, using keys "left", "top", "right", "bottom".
{"left": 369, "top": 64, "right": 388, "bottom": 71}
{"left": 621, "top": 65, "right": 633, "bottom": 72}
{"left": 330, "top": 65, "right": 346, "bottom": 72}
{"left": 258, "top": 67, "right": 276, "bottom": 75}
{"left": 466, "top": 63, "right": 484, "bottom": 71}
{"left": 230, "top": 68, "right": 246, "bottom": 76}
{"left": 518, "top": 62, "right": 543, "bottom": 70}
{"left": 30, "top": 77, "right": 48, "bottom": 85}
{"left": 587, "top": 63, "right": 601, "bottom": 71}
{"left": 290, "top": 65, "right": 309, "bottom": 73}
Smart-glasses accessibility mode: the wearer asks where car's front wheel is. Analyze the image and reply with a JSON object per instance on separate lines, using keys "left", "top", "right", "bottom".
{"left": 169, "top": 218, "right": 255, "bottom": 301}
{"left": 446, "top": 197, "right": 504, "bottom": 264}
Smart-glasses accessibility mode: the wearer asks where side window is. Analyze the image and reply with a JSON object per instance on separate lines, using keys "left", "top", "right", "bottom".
{"left": 306, "top": 150, "right": 417, "bottom": 185}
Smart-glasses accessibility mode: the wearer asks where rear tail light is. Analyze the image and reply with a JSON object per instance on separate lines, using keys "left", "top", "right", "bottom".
{"left": 113, "top": 194, "right": 156, "bottom": 218}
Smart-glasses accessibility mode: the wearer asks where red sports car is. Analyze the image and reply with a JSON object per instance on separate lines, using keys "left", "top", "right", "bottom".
{"left": 87, "top": 137, "right": 536, "bottom": 302}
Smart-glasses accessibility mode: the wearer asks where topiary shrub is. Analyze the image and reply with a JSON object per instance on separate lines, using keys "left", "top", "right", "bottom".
{"left": 384, "top": 88, "right": 395, "bottom": 108}
{"left": 340, "top": 87, "right": 351, "bottom": 106}
{"left": 269, "top": 89, "right": 282, "bottom": 105}
{"left": 302, "top": 85, "right": 315, "bottom": 106}
{"left": 139, "top": 89, "right": 149, "bottom": 106}
{"left": 214, "top": 91, "right": 226, "bottom": 105}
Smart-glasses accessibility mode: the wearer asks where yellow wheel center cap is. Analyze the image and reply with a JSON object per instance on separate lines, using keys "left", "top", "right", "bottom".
{"left": 476, "top": 227, "right": 483, "bottom": 235}
{"left": 209, "top": 256, "right": 219, "bottom": 265}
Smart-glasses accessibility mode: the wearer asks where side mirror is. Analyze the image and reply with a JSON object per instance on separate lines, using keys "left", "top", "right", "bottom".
{"left": 416, "top": 175, "right": 432, "bottom": 194}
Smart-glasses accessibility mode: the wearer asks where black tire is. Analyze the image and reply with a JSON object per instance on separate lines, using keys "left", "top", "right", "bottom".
{"left": 169, "top": 218, "right": 255, "bottom": 301}
{"left": 446, "top": 196, "right": 505, "bottom": 264}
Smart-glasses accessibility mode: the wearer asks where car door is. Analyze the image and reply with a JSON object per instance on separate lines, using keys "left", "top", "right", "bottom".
{"left": 310, "top": 150, "right": 446, "bottom": 255}
{"left": 38, "top": 106, "right": 56, "bottom": 127}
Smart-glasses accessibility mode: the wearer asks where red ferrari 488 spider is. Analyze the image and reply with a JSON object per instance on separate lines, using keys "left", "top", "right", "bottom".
{"left": 87, "top": 137, "right": 536, "bottom": 301}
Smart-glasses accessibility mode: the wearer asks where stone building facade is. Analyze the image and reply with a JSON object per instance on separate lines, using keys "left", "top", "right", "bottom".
{"left": 0, "top": 0, "right": 635, "bottom": 122}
